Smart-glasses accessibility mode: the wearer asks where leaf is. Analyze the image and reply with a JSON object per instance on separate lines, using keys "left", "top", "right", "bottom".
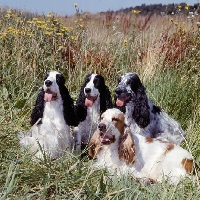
{"left": 15, "top": 99, "right": 26, "bottom": 109}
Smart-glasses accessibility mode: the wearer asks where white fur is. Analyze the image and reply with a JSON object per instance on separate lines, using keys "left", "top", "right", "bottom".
{"left": 19, "top": 71, "right": 73, "bottom": 160}
{"left": 90, "top": 108, "right": 196, "bottom": 184}
{"left": 125, "top": 100, "right": 185, "bottom": 144}
{"left": 116, "top": 73, "right": 186, "bottom": 144}
{"left": 74, "top": 74, "right": 101, "bottom": 153}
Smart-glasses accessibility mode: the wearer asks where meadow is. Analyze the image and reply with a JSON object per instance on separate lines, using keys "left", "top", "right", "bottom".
{"left": 0, "top": 5, "right": 200, "bottom": 199}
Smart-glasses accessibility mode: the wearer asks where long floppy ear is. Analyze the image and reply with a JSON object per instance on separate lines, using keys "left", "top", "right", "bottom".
{"left": 59, "top": 84, "right": 80, "bottom": 126}
{"left": 75, "top": 84, "right": 87, "bottom": 123}
{"left": 30, "top": 88, "right": 45, "bottom": 126}
{"left": 88, "top": 130, "right": 102, "bottom": 159}
{"left": 118, "top": 127, "right": 135, "bottom": 165}
{"left": 100, "top": 85, "right": 113, "bottom": 113}
{"left": 75, "top": 75, "right": 92, "bottom": 123}
{"left": 132, "top": 85, "right": 150, "bottom": 128}
{"left": 114, "top": 77, "right": 126, "bottom": 113}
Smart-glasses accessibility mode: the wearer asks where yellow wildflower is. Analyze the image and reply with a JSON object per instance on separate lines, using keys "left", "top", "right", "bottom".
{"left": 12, "top": 29, "right": 19, "bottom": 34}
{"left": 169, "top": 18, "right": 173, "bottom": 22}
{"left": 27, "top": 20, "right": 33, "bottom": 24}
{"left": 71, "top": 35, "right": 76, "bottom": 40}
{"left": 45, "top": 31, "right": 52, "bottom": 35}
{"left": 177, "top": 5, "right": 182, "bottom": 9}
{"left": 58, "top": 46, "right": 63, "bottom": 50}
{"left": 124, "top": 40, "right": 128, "bottom": 46}
{"left": 27, "top": 33, "right": 34, "bottom": 37}
{"left": 33, "top": 18, "right": 39, "bottom": 21}
{"left": 132, "top": 10, "right": 141, "bottom": 14}
{"left": 4, "top": 14, "right": 10, "bottom": 18}
{"left": 46, "top": 27, "right": 51, "bottom": 31}
{"left": 174, "top": 21, "right": 178, "bottom": 25}
{"left": 74, "top": 3, "right": 78, "bottom": 7}
{"left": 185, "top": 5, "right": 189, "bottom": 10}
{"left": 56, "top": 33, "right": 62, "bottom": 36}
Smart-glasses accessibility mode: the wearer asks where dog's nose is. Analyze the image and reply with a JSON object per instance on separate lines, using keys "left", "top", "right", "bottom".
{"left": 45, "top": 80, "right": 52, "bottom": 87}
{"left": 115, "top": 87, "right": 122, "bottom": 95}
{"left": 98, "top": 123, "right": 106, "bottom": 131}
{"left": 85, "top": 88, "right": 91, "bottom": 93}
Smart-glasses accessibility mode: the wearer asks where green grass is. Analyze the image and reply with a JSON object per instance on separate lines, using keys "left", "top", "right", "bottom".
{"left": 0, "top": 8, "right": 200, "bottom": 199}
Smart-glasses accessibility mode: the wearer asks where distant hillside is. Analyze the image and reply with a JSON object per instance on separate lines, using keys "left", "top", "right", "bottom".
{"left": 115, "top": 3, "right": 200, "bottom": 15}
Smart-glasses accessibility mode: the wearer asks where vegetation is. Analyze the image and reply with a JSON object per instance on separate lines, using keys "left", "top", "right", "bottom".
{"left": 0, "top": 4, "right": 200, "bottom": 199}
{"left": 117, "top": 2, "right": 200, "bottom": 15}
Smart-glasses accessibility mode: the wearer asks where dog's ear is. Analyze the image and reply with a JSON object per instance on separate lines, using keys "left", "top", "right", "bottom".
{"left": 118, "top": 127, "right": 135, "bottom": 165}
{"left": 30, "top": 88, "right": 45, "bottom": 126}
{"left": 59, "top": 84, "right": 79, "bottom": 126}
{"left": 100, "top": 85, "right": 113, "bottom": 113}
{"left": 88, "top": 130, "right": 102, "bottom": 158}
{"left": 132, "top": 86, "right": 150, "bottom": 128}
{"left": 75, "top": 83, "right": 87, "bottom": 123}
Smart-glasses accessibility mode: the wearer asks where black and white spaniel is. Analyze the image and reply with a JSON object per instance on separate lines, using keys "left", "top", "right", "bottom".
{"left": 74, "top": 73, "right": 113, "bottom": 153}
{"left": 19, "top": 71, "right": 78, "bottom": 160}
{"left": 114, "top": 72, "right": 186, "bottom": 145}
{"left": 89, "top": 108, "right": 196, "bottom": 184}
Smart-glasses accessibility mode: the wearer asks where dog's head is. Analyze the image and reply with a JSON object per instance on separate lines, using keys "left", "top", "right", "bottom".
{"left": 89, "top": 108, "right": 135, "bottom": 164}
{"left": 114, "top": 73, "right": 151, "bottom": 128}
{"left": 84, "top": 74, "right": 106, "bottom": 107}
{"left": 114, "top": 73, "right": 144, "bottom": 107}
{"left": 43, "top": 71, "right": 65, "bottom": 102}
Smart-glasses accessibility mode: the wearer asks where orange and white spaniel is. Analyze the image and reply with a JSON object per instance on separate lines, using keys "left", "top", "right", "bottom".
{"left": 89, "top": 108, "right": 197, "bottom": 184}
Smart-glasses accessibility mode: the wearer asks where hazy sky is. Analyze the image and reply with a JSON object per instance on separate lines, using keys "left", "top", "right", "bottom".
{"left": 0, "top": 0, "right": 198, "bottom": 16}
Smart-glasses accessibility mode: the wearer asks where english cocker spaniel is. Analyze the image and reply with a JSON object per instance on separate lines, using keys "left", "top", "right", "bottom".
{"left": 89, "top": 108, "right": 197, "bottom": 184}
{"left": 114, "top": 72, "right": 185, "bottom": 144}
{"left": 18, "top": 71, "right": 79, "bottom": 160}
{"left": 74, "top": 73, "right": 113, "bottom": 154}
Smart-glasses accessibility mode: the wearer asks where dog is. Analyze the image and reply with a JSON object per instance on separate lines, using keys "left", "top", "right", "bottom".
{"left": 74, "top": 73, "right": 113, "bottom": 154}
{"left": 89, "top": 108, "right": 197, "bottom": 184}
{"left": 114, "top": 72, "right": 186, "bottom": 145}
{"left": 18, "top": 71, "right": 78, "bottom": 160}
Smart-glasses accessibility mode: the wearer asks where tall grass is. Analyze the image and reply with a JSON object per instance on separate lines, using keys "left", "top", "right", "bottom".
{"left": 0, "top": 7, "right": 200, "bottom": 199}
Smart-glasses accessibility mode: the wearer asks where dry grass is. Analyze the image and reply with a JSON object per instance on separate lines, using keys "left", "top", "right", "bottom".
{"left": 0, "top": 7, "right": 200, "bottom": 199}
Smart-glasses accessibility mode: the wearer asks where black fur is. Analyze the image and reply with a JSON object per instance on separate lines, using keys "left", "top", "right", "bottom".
{"left": 30, "top": 72, "right": 79, "bottom": 126}
{"left": 114, "top": 73, "right": 150, "bottom": 128}
{"left": 75, "top": 74, "right": 113, "bottom": 122}
{"left": 114, "top": 73, "right": 185, "bottom": 145}
{"left": 30, "top": 89, "right": 45, "bottom": 126}
{"left": 56, "top": 74, "right": 79, "bottom": 126}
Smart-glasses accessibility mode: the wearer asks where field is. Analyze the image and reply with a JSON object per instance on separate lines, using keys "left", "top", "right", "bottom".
{"left": 0, "top": 6, "right": 200, "bottom": 199}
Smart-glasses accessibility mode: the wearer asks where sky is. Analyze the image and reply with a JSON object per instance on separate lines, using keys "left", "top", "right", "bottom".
{"left": 0, "top": 0, "right": 198, "bottom": 16}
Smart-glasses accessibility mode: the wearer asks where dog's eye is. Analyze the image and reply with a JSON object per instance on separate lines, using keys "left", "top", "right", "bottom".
{"left": 93, "top": 79, "right": 100, "bottom": 86}
{"left": 85, "top": 78, "right": 90, "bottom": 83}
{"left": 56, "top": 74, "right": 65, "bottom": 85}
{"left": 112, "top": 117, "right": 119, "bottom": 122}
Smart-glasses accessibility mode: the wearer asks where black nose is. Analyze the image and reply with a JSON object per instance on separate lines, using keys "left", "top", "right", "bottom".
{"left": 115, "top": 87, "right": 122, "bottom": 95}
{"left": 98, "top": 123, "right": 106, "bottom": 131}
{"left": 85, "top": 88, "right": 91, "bottom": 93}
{"left": 45, "top": 80, "right": 52, "bottom": 87}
